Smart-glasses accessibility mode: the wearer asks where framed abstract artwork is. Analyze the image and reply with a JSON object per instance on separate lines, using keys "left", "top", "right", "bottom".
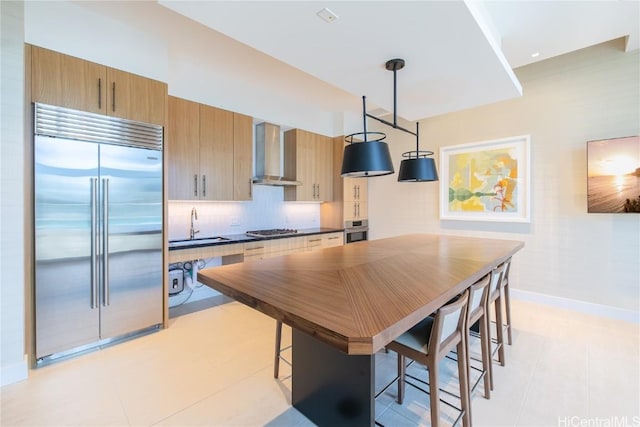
{"left": 440, "top": 135, "right": 531, "bottom": 222}
{"left": 587, "top": 136, "right": 640, "bottom": 213}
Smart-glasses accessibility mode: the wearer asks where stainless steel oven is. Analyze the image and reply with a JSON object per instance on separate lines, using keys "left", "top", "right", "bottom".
{"left": 344, "top": 220, "right": 368, "bottom": 244}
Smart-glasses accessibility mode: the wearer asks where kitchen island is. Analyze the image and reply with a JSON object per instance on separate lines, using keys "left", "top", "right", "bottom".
{"left": 197, "top": 233, "right": 524, "bottom": 426}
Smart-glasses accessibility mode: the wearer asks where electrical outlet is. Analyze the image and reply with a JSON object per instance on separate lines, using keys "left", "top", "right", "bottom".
{"left": 230, "top": 216, "right": 240, "bottom": 226}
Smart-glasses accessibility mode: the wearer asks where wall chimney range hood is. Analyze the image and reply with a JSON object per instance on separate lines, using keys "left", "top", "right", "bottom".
{"left": 252, "top": 122, "right": 301, "bottom": 186}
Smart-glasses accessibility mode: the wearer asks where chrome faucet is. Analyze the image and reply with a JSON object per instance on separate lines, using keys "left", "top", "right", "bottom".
{"left": 190, "top": 207, "right": 199, "bottom": 240}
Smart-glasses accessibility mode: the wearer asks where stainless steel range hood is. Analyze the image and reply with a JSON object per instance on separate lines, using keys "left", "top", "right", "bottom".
{"left": 252, "top": 122, "right": 301, "bottom": 186}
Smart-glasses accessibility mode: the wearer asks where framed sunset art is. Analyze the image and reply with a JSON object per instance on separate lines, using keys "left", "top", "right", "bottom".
{"left": 587, "top": 136, "right": 640, "bottom": 213}
{"left": 440, "top": 135, "right": 531, "bottom": 222}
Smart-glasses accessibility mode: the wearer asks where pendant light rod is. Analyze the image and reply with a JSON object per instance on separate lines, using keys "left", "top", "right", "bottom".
{"left": 365, "top": 112, "right": 417, "bottom": 138}
{"left": 362, "top": 96, "right": 368, "bottom": 142}
{"left": 364, "top": 58, "right": 419, "bottom": 139}
{"left": 392, "top": 59, "right": 398, "bottom": 128}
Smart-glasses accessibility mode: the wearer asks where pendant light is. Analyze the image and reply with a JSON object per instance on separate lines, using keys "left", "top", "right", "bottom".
{"left": 341, "top": 58, "right": 438, "bottom": 182}
{"left": 397, "top": 122, "right": 439, "bottom": 182}
{"left": 341, "top": 96, "right": 394, "bottom": 177}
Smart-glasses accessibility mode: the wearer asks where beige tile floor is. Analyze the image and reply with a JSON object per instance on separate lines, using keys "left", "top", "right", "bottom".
{"left": 1, "top": 298, "right": 638, "bottom": 426}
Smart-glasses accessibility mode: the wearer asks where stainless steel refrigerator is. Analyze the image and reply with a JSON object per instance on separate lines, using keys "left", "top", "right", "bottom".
{"left": 34, "top": 103, "right": 163, "bottom": 363}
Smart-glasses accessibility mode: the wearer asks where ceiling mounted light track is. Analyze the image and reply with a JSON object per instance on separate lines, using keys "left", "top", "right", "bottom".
{"left": 341, "top": 58, "right": 438, "bottom": 182}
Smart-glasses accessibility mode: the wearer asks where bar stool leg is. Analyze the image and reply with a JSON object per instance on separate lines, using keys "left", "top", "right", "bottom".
{"left": 495, "top": 295, "right": 505, "bottom": 366}
{"left": 396, "top": 353, "right": 406, "bottom": 404}
{"left": 504, "top": 283, "right": 513, "bottom": 345}
{"left": 457, "top": 334, "right": 472, "bottom": 427}
{"left": 428, "top": 362, "right": 440, "bottom": 427}
{"left": 274, "top": 320, "right": 283, "bottom": 378}
{"left": 480, "top": 311, "right": 492, "bottom": 397}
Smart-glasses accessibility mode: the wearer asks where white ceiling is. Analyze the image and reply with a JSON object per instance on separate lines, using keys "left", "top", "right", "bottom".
{"left": 71, "top": 1, "right": 639, "bottom": 123}
{"left": 157, "top": 0, "right": 639, "bottom": 122}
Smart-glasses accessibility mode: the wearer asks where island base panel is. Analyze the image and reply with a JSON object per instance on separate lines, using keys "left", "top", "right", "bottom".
{"left": 292, "top": 329, "right": 375, "bottom": 427}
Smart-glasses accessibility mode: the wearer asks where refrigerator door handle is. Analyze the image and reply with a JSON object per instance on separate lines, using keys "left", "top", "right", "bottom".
{"left": 91, "top": 178, "right": 99, "bottom": 309}
{"left": 102, "top": 178, "right": 110, "bottom": 306}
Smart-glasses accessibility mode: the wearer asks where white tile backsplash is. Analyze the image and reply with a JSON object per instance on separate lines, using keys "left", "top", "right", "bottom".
{"left": 168, "top": 185, "right": 321, "bottom": 241}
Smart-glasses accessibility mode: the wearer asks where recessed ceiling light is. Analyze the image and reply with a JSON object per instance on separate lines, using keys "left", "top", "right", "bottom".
{"left": 531, "top": 52, "right": 540, "bottom": 58}
{"left": 317, "top": 7, "right": 339, "bottom": 23}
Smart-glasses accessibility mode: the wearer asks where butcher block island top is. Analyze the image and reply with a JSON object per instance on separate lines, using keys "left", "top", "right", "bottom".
{"left": 197, "top": 233, "right": 524, "bottom": 355}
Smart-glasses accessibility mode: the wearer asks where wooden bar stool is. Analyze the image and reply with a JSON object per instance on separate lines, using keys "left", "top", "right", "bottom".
{"left": 387, "top": 290, "right": 472, "bottom": 427}
{"left": 501, "top": 258, "right": 513, "bottom": 345}
{"left": 487, "top": 262, "right": 507, "bottom": 390}
{"left": 466, "top": 273, "right": 492, "bottom": 399}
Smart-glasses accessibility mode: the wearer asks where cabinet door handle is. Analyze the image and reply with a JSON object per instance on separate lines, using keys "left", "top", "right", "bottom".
{"left": 356, "top": 185, "right": 360, "bottom": 200}
{"left": 309, "top": 238, "right": 321, "bottom": 243}
{"left": 111, "top": 82, "right": 116, "bottom": 112}
{"left": 246, "top": 246, "right": 264, "bottom": 251}
{"left": 317, "top": 184, "right": 320, "bottom": 199}
{"left": 353, "top": 185, "right": 357, "bottom": 200}
{"left": 357, "top": 203, "right": 360, "bottom": 218}
{"left": 249, "top": 178, "right": 252, "bottom": 198}
{"left": 202, "top": 175, "right": 206, "bottom": 198}
{"left": 194, "top": 174, "right": 198, "bottom": 197}
{"left": 328, "top": 236, "right": 340, "bottom": 240}
{"left": 98, "top": 78, "right": 102, "bottom": 109}
{"left": 353, "top": 204, "right": 357, "bottom": 218}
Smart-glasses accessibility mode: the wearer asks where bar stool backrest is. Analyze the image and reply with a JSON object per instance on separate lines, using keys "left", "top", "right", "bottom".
{"left": 489, "top": 262, "right": 507, "bottom": 300}
{"left": 468, "top": 273, "right": 491, "bottom": 322}
{"left": 429, "top": 290, "right": 469, "bottom": 357}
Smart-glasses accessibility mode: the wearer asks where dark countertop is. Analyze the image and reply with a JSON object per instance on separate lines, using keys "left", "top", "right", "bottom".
{"left": 168, "top": 227, "right": 344, "bottom": 251}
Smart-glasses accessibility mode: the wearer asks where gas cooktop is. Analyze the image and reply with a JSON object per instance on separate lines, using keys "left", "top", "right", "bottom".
{"left": 246, "top": 228, "right": 298, "bottom": 238}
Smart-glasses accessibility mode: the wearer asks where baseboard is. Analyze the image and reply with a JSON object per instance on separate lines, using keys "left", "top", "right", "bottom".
{"left": 510, "top": 289, "right": 639, "bottom": 323}
{"left": 1, "top": 357, "right": 28, "bottom": 386}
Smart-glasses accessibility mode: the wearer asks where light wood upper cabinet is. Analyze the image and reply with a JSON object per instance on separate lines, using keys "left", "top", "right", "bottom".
{"left": 200, "top": 104, "right": 234, "bottom": 200}
{"left": 32, "top": 45, "right": 107, "bottom": 115}
{"left": 167, "top": 96, "right": 252, "bottom": 201}
{"left": 106, "top": 68, "right": 166, "bottom": 125}
{"left": 344, "top": 177, "right": 367, "bottom": 203}
{"left": 283, "top": 129, "right": 333, "bottom": 202}
{"left": 344, "top": 172, "right": 368, "bottom": 221}
{"left": 233, "top": 113, "right": 253, "bottom": 201}
{"left": 315, "top": 133, "right": 334, "bottom": 201}
{"left": 167, "top": 96, "right": 199, "bottom": 200}
{"left": 319, "top": 136, "right": 369, "bottom": 228}
{"left": 31, "top": 45, "right": 166, "bottom": 125}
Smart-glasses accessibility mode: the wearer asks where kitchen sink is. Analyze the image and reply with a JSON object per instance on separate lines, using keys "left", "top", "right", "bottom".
{"left": 168, "top": 236, "right": 230, "bottom": 248}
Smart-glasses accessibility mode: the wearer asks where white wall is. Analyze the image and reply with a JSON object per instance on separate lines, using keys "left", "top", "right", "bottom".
{"left": 1, "top": 0, "right": 28, "bottom": 386}
{"left": 369, "top": 39, "right": 640, "bottom": 314}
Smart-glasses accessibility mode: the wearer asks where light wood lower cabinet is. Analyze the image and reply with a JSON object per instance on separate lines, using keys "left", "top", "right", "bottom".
{"left": 244, "top": 237, "right": 307, "bottom": 261}
{"left": 168, "top": 243, "right": 245, "bottom": 264}
{"left": 170, "top": 233, "right": 343, "bottom": 264}
{"left": 306, "top": 232, "right": 344, "bottom": 251}
{"left": 30, "top": 44, "right": 166, "bottom": 125}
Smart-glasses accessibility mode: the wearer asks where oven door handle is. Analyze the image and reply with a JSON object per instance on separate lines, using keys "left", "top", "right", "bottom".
{"left": 345, "top": 227, "right": 369, "bottom": 233}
